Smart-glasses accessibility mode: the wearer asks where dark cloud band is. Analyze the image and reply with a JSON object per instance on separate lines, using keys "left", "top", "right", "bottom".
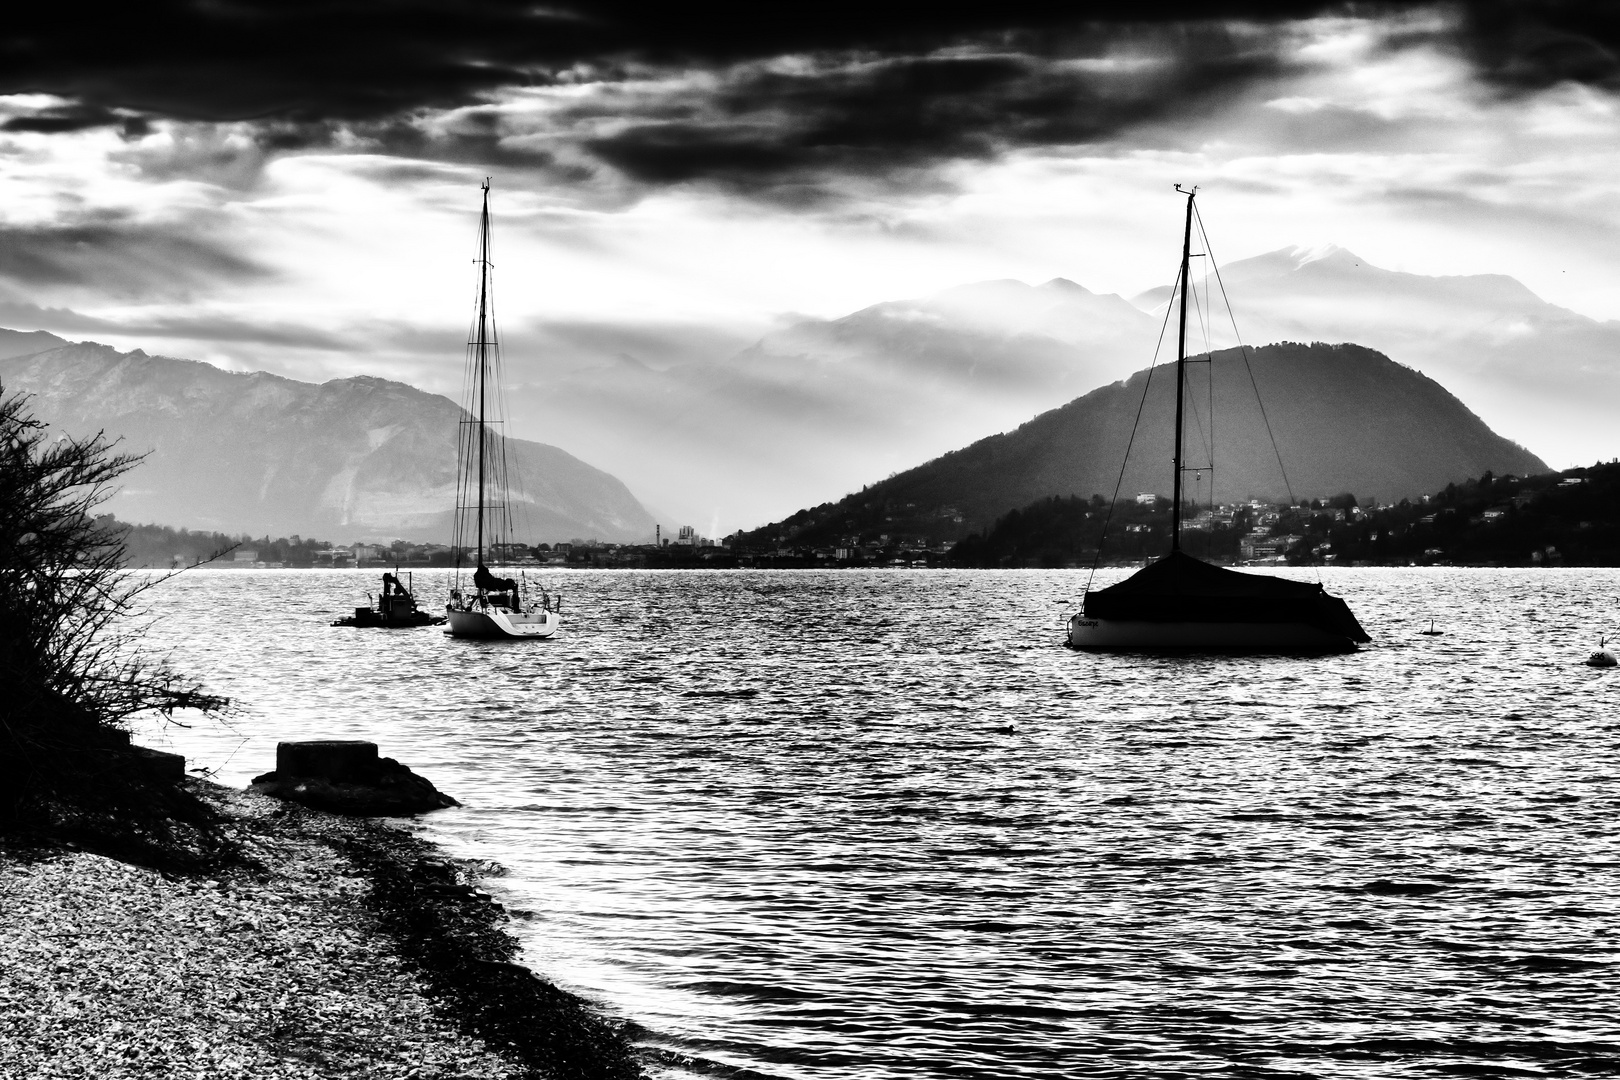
{"left": 586, "top": 38, "right": 1290, "bottom": 189}
{"left": 1, "top": 1, "right": 1615, "bottom": 189}
{"left": 1463, "top": 0, "right": 1620, "bottom": 90}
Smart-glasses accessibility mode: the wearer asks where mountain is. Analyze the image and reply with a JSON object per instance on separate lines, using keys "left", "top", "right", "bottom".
{"left": 748, "top": 278, "right": 1154, "bottom": 399}
{"left": 512, "top": 248, "right": 1613, "bottom": 532}
{"left": 13, "top": 245, "right": 1601, "bottom": 535}
{"left": 0, "top": 338, "right": 657, "bottom": 543}
{"left": 6, "top": 247, "right": 1602, "bottom": 536}
{"left": 737, "top": 342, "right": 1548, "bottom": 548}
{"left": 504, "top": 278, "right": 1158, "bottom": 533}
{"left": 0, "top": 328, "right": 69, "bottom": 361}
{"left": 1133, "top": 246, "right": 1620, "bottom": 471}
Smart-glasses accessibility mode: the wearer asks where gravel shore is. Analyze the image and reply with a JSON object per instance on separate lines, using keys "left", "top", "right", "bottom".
{"left": 0, "top": 783, "right": 641, "bottom": 1080}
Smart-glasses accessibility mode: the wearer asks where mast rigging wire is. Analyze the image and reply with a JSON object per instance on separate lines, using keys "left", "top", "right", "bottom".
{"left": 1087, "top": 194, "right": 1316, "bottom": 592}
{"left": 1192, "top": 201, "right": 1321, "bottom": 583}
{"left": 453, "top": 179, "right": 528, "bottom": 583}
{"left": 1084, "top": 259, "right": 1182, "bottom": 595}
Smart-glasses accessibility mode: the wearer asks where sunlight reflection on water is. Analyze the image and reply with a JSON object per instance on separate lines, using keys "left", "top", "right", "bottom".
{"left": 134, "top": 568, "right": 1620, "bottom": 1079}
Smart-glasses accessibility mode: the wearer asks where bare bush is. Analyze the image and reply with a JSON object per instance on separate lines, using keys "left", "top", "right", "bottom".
{"left": 0, "top": 383, "right": 230, "bottom": 864}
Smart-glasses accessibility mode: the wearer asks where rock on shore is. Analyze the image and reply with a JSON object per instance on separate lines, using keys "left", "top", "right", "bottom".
{"left": 249, "top": 741, "right": 460, "bottom": 817}
{"left": 0, "top": 783, "right": 641, "bottom": 1079}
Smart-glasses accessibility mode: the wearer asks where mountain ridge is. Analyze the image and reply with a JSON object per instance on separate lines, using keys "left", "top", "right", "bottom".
{"left": 736, "top": 341, "right": 1548, "bottom": 549}
{"left": 1124, "top": 245, "right": 1619, "bottom": 475}
{"left": 1133, "top": 246, "right": 1550, "bottom": 312}
{"left": 504, "top": 273, "right": 1162, "bottom": 532}
{"left": 502, "top": 245, "right": 1608, "bottom": 532}
{"left": 0, "top": 337, "right": 657, "bottom": 543}
{"left": 3, "top": 241, "right": 1609, "bottom": 534}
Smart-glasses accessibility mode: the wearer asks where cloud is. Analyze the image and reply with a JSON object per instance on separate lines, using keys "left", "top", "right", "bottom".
{"left": 1455, "top": 1, "right": 1620, "bottom": 91}
{"left": 0, "top": 296, "right": 347, "bottom": 351}
{"left": 0, "top": 2, "right": 1287, "bottom": 124}
{"left": 1, "top": 2, "right": 556, "bottom": 124}
{"left": 0, "top": 214, "right": 271, "bottom": 299}
{"left": 0, "top": 101, "right": 147, "bottom": 135}
{"left": 516, "top": 317, "right": 761, "bottom": 370}
{"left": 582, "top": 33, "right": 1293, "bottom": 194}
{"left": 0, "top": 298, "right": 111, "bottom": 333}
{"left": 9, "top": 2, "right": 1612, "bottom": 196}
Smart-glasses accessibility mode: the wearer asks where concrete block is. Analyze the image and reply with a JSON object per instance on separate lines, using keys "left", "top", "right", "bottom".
{"left": 251, "top": 745, "right": 459, "bottom": 817}
{"left": 276, "top": 740, "right": 379, "bottom": 782}
{"left": 132, "top": 746, "right": 186, "bottom": 782}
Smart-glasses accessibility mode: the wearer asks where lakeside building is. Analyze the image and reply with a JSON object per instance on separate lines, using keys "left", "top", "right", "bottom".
{"left": 673, "top": 525, "right": 721, "bottom": 549}
{"left": 1184, "top": 509, "right": 1236, "bottom": 533}
{"left": 1240, "top": 533, "right": 1302, "bottom": 562}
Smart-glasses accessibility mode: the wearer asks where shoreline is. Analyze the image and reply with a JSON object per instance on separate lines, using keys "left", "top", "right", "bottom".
{"left": 0, "top": 782, "right": 642, "bottom": 1079}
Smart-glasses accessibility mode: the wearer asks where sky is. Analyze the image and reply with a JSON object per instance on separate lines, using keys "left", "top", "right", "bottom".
{"left": 1, "top": 1, "right": 1618, "bottom": 525}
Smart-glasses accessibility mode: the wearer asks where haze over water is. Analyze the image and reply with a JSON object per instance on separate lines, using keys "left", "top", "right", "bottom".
{"left": 136, "top": 568, "right": 1620, "bottom": 1079}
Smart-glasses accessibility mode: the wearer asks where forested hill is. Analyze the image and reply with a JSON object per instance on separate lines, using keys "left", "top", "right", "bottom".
{"left": 951, "top": 462, "right": 1620, "bottom": 568}
{"left": 734, "top": 342, "right": 1547, "bottom": 550}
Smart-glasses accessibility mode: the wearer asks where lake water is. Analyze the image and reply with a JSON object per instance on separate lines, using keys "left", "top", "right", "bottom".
{"left": 132, "top": 568, "right": 1620, "bottom": 1079}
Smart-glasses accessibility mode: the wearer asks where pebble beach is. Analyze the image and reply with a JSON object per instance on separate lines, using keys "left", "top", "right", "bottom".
{"left": 0, "top": 784, "right": 641, "bottom": 1080}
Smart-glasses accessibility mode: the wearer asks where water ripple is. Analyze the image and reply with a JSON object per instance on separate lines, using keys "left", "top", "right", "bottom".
{"left": 136, "top": 567, "right": 1620, "bottom": 1079}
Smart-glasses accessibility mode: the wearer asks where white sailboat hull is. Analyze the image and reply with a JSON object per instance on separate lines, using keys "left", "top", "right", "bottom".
{"left": 447, "top": 607, "right": 560, "bottom": 640}
{"left": 1068, "top": 615, "right": 1357, "bottom": 654}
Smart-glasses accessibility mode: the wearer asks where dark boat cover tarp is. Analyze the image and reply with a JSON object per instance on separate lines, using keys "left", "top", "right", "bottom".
{"left": 1083, "top": 551, "right": 1370, "bottom": 642}
{"left": 474, "top": 563, "right": 518, "bottom": 594}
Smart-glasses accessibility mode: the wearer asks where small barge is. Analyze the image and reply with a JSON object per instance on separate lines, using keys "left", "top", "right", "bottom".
{"left": 333, "top": 572, "right": 447, "bottom": 628}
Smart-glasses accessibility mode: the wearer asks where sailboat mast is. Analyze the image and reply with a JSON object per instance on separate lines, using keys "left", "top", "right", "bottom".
{"left": 1171, "top": 186, "right": 1195, "bottom": 552}
{"left": 475, "top": 178, "right": 491, "bottom": 566}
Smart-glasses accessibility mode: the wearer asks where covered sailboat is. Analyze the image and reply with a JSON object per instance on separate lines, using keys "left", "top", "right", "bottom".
{"left": 445, "top": 179, "right": 562, "bottom": 641}
{"left": 1071, "top": 550, "right": 1368, "bottom": 651}
{"left": 1067, "top": 187, "right": 1369, "bottom": 653}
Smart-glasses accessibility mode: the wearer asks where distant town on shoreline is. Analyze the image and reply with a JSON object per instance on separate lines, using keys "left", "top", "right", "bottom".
{"left": 115, "top": 460, "right": 1620, "bottom": 572}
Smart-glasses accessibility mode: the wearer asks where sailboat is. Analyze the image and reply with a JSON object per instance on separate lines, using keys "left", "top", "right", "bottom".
{"left": 1067, "top": 187, "right": 1369, "bottom": 654}
{"left": 445, "top": 179, "right": 562, "bottom": 641}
